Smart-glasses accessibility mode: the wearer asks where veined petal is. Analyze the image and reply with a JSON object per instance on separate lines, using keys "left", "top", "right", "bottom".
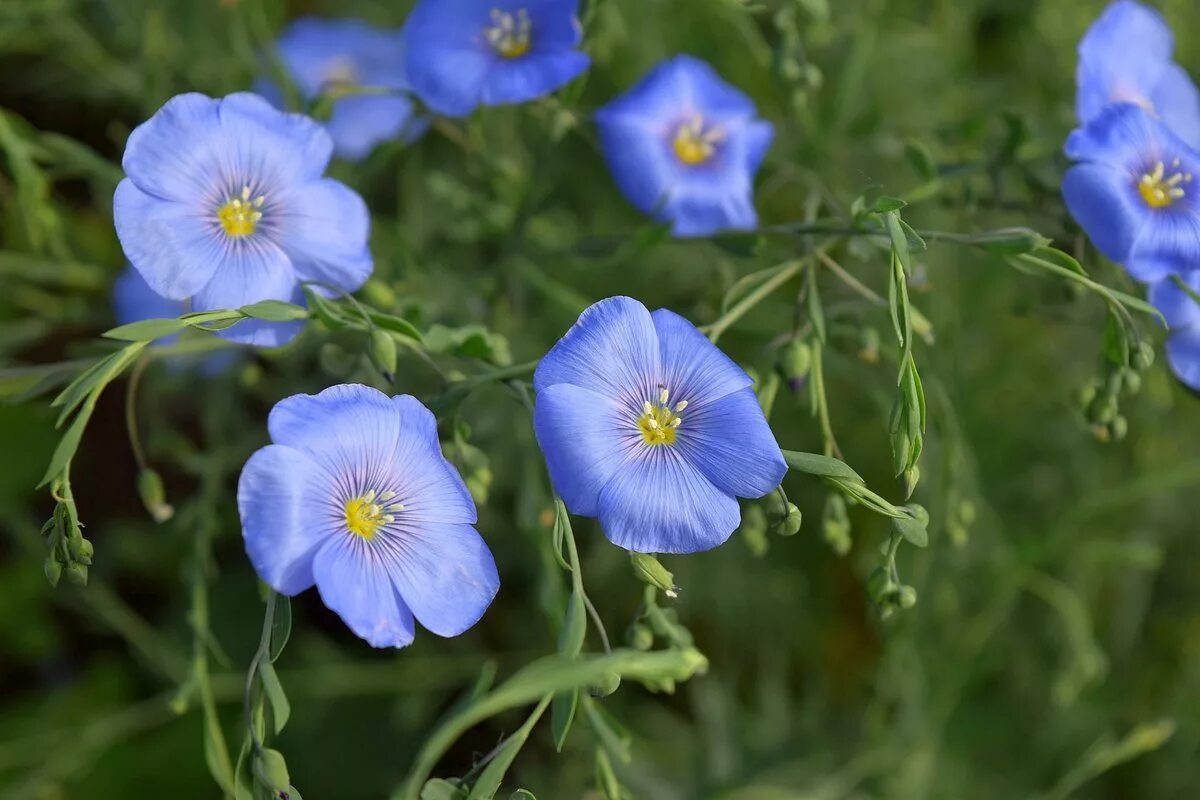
{"left": 534, "top": 297, "right": 661, "bottom": 404}
{"left": 1149, "top": 63, "right": 1200, "bottom": 150}
{"left": 480, "top": 51, "right": 590, "bottom": 106}
{"left": 276, "top": 178, "right": 373, "bottom": 294}
{"left": 1127, "top": 209, "right": 1200, "bottom": 282}
{"left": 238, "top": 444, "right": 326, "bottom": 595}
{"left": 651, "top": 308, "right": 752, "bottom": 408}
{"left": 121, "top": 93, "right": 225, "bottom": 203}
{"left": 314, "top": 536, "right": 416, "bottom": 648}
{"left": 269, "top": 383, "right": 402, "bottom": 471}
{"left": 594, "top": 114, "right": 679, "bottom": 219}
{"left": 386, "top": 522, "right": 499, "bottom": 637}
{"left": 1065, "top": 103, "right": 1167, "bottom": 165}
{"left": 191, "top": 238, "right": 301, "bottom": 347}
{"left": 1075, "top": 1, "right": 1174, "bottom": 124}
{"left": 678, "top": 387, "right": 787, "bottom": 498}
{"left": 1150, "top": 275, "right": 1200, "bottom": 390}
{"left": 386, "top": 395, "right": 478, "bottom": 525}
{"left": 534, "top": 383, "right": 636, "bottom": 516}
{"left": 218, "top": 92, "right": 334, "bottom": 185}
{"left": 113, "top": 179, "right": 222, "bottom": 300}
{"left": 597, "top": 450, "right": 740, "bottom": 554}
{"left": 1062, "top": 163, "right": 1147, "bottom": 264}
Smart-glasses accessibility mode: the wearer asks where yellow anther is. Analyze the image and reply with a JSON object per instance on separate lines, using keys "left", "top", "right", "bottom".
{"left": 343, "top": 488, "right": 402, "bottom": 541}
{"left": 1139, "top": 160, "right": 1189, "bottom": 209}
{"left": 217, "top": 184, "right": 266, "bottom": 237}
{"left": 485, "top": 8, "right": 532, "bottom": 58}
{"left": 637, "top": 388, "right": 686, "bottom": 446}
{"left": 672, "top": 114, "right": 725, "bottom": 166}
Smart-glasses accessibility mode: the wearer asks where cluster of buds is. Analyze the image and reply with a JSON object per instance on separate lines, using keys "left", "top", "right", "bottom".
{"left": 1081, "top": 340, "right": 1154, "bottom": 443}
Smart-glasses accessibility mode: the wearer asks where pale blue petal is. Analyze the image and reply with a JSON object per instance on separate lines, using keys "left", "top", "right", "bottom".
{"left": 405, "top": 43, "right": 493, "bottom": 117}
{"left": 678, "top": 387, "right": 787, "bottom": 498}
{"left": 1064, "top": 103, "right": 1163, "bottom": 164}
{"left": 218, "top": 92, "right": 333, "bottom": 185}
{"left": 1127, "top": 209, "right": 1200, "bottom": 282}
{"left": 112, "top": 265, "right": 184, "bottom": 344}
{"left": 480, "top": 50, "right": 589, "bottom": 106}
{"left": 386, "top": 395, "right": 478, "bottom": 525}
{"left": 113, "top": 179, "right": 222, "bottom": 300}
{"left": 121, "top": 93, "right": 224, "bottom": 203}
{"left": 191, "top": 238, "right": 301, "bottom": 347}
{"left": 597, "top": 449, "right": 740, "bottom": 554}
{"left": 238, "top": 444, "right": 326, "bottom": 595}
{"left": 386, "top": 522, "right": 499, "bottom": 637}
{"left": 534, "top": 297, "right": 661, "bottom": 404}
{"left": 651, "top": 308, "right": 752, "bottom": 408}
{"left": 314, "top": 536, "right": 416, "bottom": 648}
{"left": 534, "top": 383, "right": 636, "bottom": 516}
{"left": 1062, "top": 163, "right": 1146, "bottom": 264}
{"left": 326, "top": 95, "right": 426, "bottom": 161}
{"left": 1076, "top": 0, "right": 1174, "bottom": 124}
{"left": 1149, "top": 63, "right": 1200, "bottom": 149}
{"left": 594, "top": 115, "right": 678, "bottom": 218}
{"left": 276, "top": 178, "right": 373, "bottom": 293}
{"left": 1150, "top": 274, "right": 1200, "bottom": 389}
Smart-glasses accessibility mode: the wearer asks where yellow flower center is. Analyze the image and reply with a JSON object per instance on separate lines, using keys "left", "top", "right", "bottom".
{"left": 1138, "top": 159, "right": 1192, "bottom": 209}
{"left": 637, "top": 386, "right": 687, "bottom": 446}
{"left": 217, "top": 185, "right": 265, "bottom": 238}
{"left": 321, "top": 59, "right": 360, "bottom": 99}
{"left": 672, "top": 114, "right": 724, "bottom": 166}
{"left": 343, "top": 489, "right": 404, "bottom": 542}
{"left": 485, "top": 9, "right": 532, "bottom": 59}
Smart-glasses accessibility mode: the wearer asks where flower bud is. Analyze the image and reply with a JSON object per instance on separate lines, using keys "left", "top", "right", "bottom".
{"left": 779, "top": 503, "right": 802, "bottom": 536}
{"left": 369, "top": 329, "right": 398, "bottom": 378}
{"left": 902, "top": 464, "right": 920, "bottom": 498}
{"left": 857, "top": 327, "right": 881, "bottom": 364}
{"left": 1131, "top": 341, "right": 1155, "bottom": 370}
{"left": 1123, "top": 369, "right": 1142, "bottom": 395}
{"left": 588, "top": 671, "right": 621, "bottom": 698}
{"left": 630, "top": 553, "right": 677, "bottom": 597}
{"left": 628, "top": 623, "right": 654, "bottom": 651}
{"left": 254, "top": 748, "right": 290, "bottom": 792}
{"left": 137, "top": 468, "right": 174, "bottom": 523}
{"left": 897, "top": 585, "right": 918, "bottom": 609}
{"left": 1110, "top": 415, "right": 1128, "bottom": 442}
{"left": 64, "top": 562, "right": 88, "bottom": 587}
{"left": 44, "top": 556, "right": 63, "bottom": 587}
{"left": 778, "top": 339, "right": 812, "bottom": 382}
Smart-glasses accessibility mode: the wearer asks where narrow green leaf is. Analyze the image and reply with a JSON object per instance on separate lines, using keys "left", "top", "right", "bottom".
{"left": 269, "top": 595, "right": 292, "bottom": 662}
{"left": 892, "top": 514, "right": 929, "bottom": 548}
{"left": 594, "top": 748, "right": 620, "bottom": 800}
{"left": 240, "top": 299, "right": 308, "bottom": 321}
{"left": 368, "top": 310, "right": 424, "bottom": 342}
{"left": 781, "top": 451, "right": 864, "bottom": 484}
{"left": 872, "top": 196, "right": 907, "bottom": 214}
{"left": 421, "top": 779, "right": 467, "bottom": 800}
{"left": 551, "top": 690, "right": 579, "bottom": 753}
{"left": 259, "top": 661, "right": 291, "bottom": 735}
{"left": 102, "top": 317, "right": 187, "bottom": 341}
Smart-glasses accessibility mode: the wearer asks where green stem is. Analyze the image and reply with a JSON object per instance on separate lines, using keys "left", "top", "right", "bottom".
{"left": 707, "top": 257, "right": 809, "bottom": 344}
{"left": 243, "top": 591, "right": 278, "bottom": 755}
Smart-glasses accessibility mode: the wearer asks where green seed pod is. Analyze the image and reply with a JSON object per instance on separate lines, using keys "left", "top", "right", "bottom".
{"left": 897, "top": 585, "right": 918, "bottom": 609}
{"left": 588, "top": 671, "right": 621, "bottom": 698}
{"left": 630, "top": 553, "right": 677, "bottom": 596}
{"left": 65, "top": 562, "right": 88, "bottom": 587}
{"left": 779, "top": 339, "right": 813, "bottom": 382}
{"left": 369, "top": 329, "right": 398, "bottom": 378}
{"left": 44, "top": 556, "right": 63, "bottom": 587}
{"left": 780, "top": 504, "right": 802, "bottom": 536}
{"left": 628, "top": 623, "right": 654, "bottom": 651}
{"left": 1132, "top": 341, "right": 1155, "bottom": 370}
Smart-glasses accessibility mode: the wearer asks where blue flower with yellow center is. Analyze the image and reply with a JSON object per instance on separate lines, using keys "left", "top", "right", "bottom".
{"left": 1149, "top": 274, "right": 1200, "bottom": 391}
{"left": 1064, "top": 104, "right": 1200, "bottom": 283}
{"left": 594, "top": 55, "right": 773, "bottom": 237}
{"left": 533, "top": 297, "right": 787, "bottom": 554}
{"left": 113, "top": 92, "right": 372, "bottom": 347}
{"left": 1075, "top": 1, "right": 1200, "bottom": 147}
{"left": 238, "top": 384, "right": 499, "bottom": 648}
{"left": 257, "top": 17, "right": 428, "bottom": 162}
{"left": 403, "top": 0, "right": 590, "bottom": 117}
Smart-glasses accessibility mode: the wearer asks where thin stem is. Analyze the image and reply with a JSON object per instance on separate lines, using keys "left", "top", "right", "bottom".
{"left": 810, "top": 344, "right": 841, "bottom": 459}
{"left": 707, "top": 258, "right": 809, "bottom": 344}
{"left": 123, "top": 354, "right": 149, "bottom": 471}
{"left": 243, "top": 591, "right": 277, "bottom": 755}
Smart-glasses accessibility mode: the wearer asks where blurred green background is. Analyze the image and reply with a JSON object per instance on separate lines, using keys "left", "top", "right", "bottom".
{"left": 2, "top": 0, "right": 1200, "bottom": 797}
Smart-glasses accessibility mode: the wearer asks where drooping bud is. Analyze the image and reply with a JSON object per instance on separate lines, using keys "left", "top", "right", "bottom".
{"left": 630, "top": 553, "right": 677, "bottom": 597}
{"left": 369, "top": 329, "right": 398, "bottom": 379}
{"left": 137, "top": 468, "right": 174, "bottom": 523}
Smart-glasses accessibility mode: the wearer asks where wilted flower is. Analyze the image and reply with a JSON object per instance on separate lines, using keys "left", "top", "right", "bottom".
{"left": 258, "top": 17, "right": 427, "bottom": 161}
{"left": 533, "top": 297, "right": 787, "bottom": 554}
{"left": 238, "top": 384, "right": 499, "bottom": 648}
{"left": 594, "top": 56, "right": 773, "bottom": 237}
{"left": 1149, "top": 275, "right": 1200, "bottom": 390}
{"left": 1075, "top": 0, "right": 1200, "bottom": 147}
{"left": 403, "top": 0, "right": 590, "bottom": 117}
{"left": 114, "top": 92, "right": 372, "bottom": 347}
{"left": 112, "top": 265, "right": 243, "bottom": 371}
{"left": 1063, "top": 104, "right": 1200, "bottom": 282}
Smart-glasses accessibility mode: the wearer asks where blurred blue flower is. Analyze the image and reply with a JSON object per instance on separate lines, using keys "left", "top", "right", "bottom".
{"left": 112, "top": 265, "right": 238, "bottom": 374}
{"left": 257, "top": 17, "right": 427, "bottom": 162}
{"left": 533, "top": 296, "right": 786, "bottom": 554}
{"left": 594, "top": 56, "right": 773, "bottom": 237}
{"left": 1149, "top": 275, "right": 1200, "bottom": 390}
{"left": 403, "top": 0, "right": 590, "bottom": 117}
{"left": 1064, "top": 104, "right": 1200, "bottom": 283}
{"left": 1075, "top": 1, "right": 1200, "bottom": 147}
{"left": 238, "top": 384, "right": 499, "bottom": 648}
{"left": 114, "top": 92, "right": 372, "bottom": 347}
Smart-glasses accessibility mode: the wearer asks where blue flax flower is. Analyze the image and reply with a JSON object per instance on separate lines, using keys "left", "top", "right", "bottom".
{"left": 112, "top": 265, "right": 239, "bottom": 373}
{"left": 258, "top": 17, "right": 427, "bottom": 162}
{"left": 1149, "top": 275, "right": 1200, "bottom": 391}
{"left": 533, "top": 297, "right": 787, "bottom": 554}
{"left": 114, "top": 92, "right": 372, "bottom": 347}
{"left": 238, "top": 384, "right": 499, "bottom": 648}
{"left": 1064, "top": 104, "right": 1200, "bottom": 283}
{"left": 594, "top": 55, "right": 773, "bottom": 237}
{"left": 403, "top": 0, "right": 590, "bottom": 117}
{"left": 1075, "top": 1, "right": 1200, "bottom": 147}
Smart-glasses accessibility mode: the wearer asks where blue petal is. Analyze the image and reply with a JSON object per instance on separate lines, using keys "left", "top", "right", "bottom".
{"left": 651, "top": 308, "right": 752, "bottom": 407}
{"left": 113, "top": 179, "right": 222, "bottom": 300}
{"left": 1062, "top": 163, "right": 1146, "bottom": 264}
{"left": 387, "top": 522, "right": 499, "bottom": 637}
{"left": 595, "top": 114, "right": 680, "bottom": 218}
{"left": 277, "top": 177, "right": 373, "bottom": 294}
{"left": 1148, "top": 63, "right": 1200, "bottom": 149}
{"left": 275, "top": 17, "right": 410, "bottom": 96}
{"left": 534, "top": 297, "right": 661, "bottom": 404}
{"left": 1076, "top": 0, "right": 1174, "bottom": 124}
{"left": 1149, "top": 274, "right": 1200, "bottom": 389}
{"left": 314, "top": 536, "right": 416, "bottom": 648}
{"left": 238, "top": 444, "right": 326, "bottom": 595}
{"left": 326, "top": 95, "right": 427, "bottom": 161}
{"left": 1127, "top": 209, "right": 1200, "bottom": 282}
{"left": 534, "top": 383, "right": 635, "bottom": 516}
{"left": 678, "top": 387, "right": 787, "bottom": 498}
{"left": 121, "top": 93, "right": 224, "bottom": 203}
{"left": 597, "top": 449, "right": 740, "bottom": 554}
{"left": 268, "top": 387, "right": 477, "bottom": 524}
{"left": 191, "top": 239, "right": 301, "bottom": 347}
{"left": 480, "top": 50, "right": 589, "bottom": 107}
{"left": 1065, "top": 103, "right": 1164, "bottom": 165}
{"left": 217, "top": 92, "right": 334, "bottom": 185}
{"left": 112, "top": 265, "right": 184, "bottom": 344}
{"left": 405, "top": 45, "right": 492, "bottom": 117}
